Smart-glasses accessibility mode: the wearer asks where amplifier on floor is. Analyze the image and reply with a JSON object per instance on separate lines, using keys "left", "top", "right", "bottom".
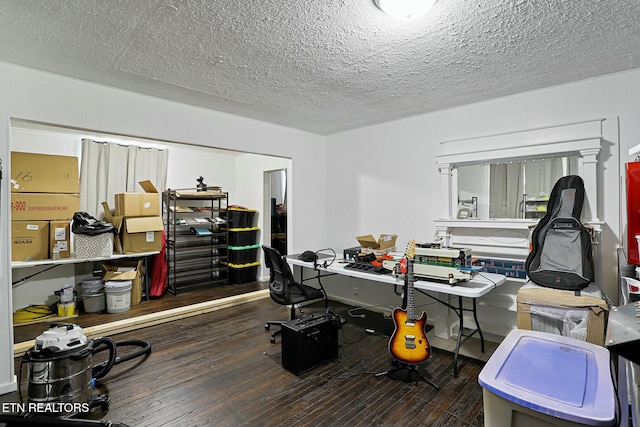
{"left": 281, "top": 313, "right": 339, "bottom": 375}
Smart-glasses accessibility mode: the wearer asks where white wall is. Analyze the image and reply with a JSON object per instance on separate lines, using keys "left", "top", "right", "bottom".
{"left": 325, "top": 69, "right": 640, "bottom": 340}
{"left": 0, "top": 61, "right": 326, "bottom": 394}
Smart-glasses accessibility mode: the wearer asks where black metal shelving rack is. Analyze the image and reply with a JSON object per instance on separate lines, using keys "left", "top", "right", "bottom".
{"left": 163, "top": 188, "right": 228, "bottom": 295}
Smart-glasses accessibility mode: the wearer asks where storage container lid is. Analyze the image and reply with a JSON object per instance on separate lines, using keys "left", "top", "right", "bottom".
{"left": 478, "top": 329, "right": 615, "bottom": 426}
{"left": 228, "top": 261, "right": 260, "bottom": 269}
{"left": 228, "top": 207, "right": 257, "bottom": 212}
{"left": 227, "top": 227, "right": 260, "bottom": 232}
{"left": 228, "top": 244, "right": 260, "bottom": 251}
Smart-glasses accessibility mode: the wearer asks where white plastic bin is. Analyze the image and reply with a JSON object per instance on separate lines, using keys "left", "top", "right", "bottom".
{"left": 479, "top": 329, "right": 615, "bottom": 427}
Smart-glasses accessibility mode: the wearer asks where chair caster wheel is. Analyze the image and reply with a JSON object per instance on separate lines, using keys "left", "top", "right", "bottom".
{"left": 265, "top": 323, "right": 270, "bottom": 330}
{"left": 270, "top": 336, "right": 276, "bottom": 344}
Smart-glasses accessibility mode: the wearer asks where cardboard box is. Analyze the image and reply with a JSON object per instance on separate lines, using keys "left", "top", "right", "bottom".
{"left": 356, "top": 234, "right": 398, "bottom": 257}
{"left": 102, "top": 260, "right": 143, "bottom": 305}
{"left": 75, "top": 233, "right": 114, "bottom": 258}
{"left": 115, "top": 180, "right": 160, "bottom": 217}
{"left": 117, "top": 216, "right": 164, "bottom": 254}
{"left": 516, "top": 282, "right": 608, "bottom": 346}
{"left": 11, "top": 193, "right": 80, "bottom": 221}
{"left": 11, "top": 151, "right": 79, "bottom": 193}
{"left": 49, "top": 220, "right": 71, "bottom": 259}
{"left": 11, "top": 221, "right": 50, "bottom": 261}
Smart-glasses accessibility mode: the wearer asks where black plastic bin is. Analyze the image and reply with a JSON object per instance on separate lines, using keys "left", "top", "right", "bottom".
{"left": 227, "top": 227, "right": 260, "bottom": 246}
{"left": 228, "top": 244, "right": 260, "bottom": 264}
{"left": 228, "top": 262, "right": 260, "bottom": 284}
{"left": 227, "top": 208, "right": 257, "bottom": 228}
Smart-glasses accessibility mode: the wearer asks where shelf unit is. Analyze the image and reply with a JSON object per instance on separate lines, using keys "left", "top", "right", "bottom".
{"left": 522, "top": 194, "right": 549, "bottom": 219}
{"left": 163, "top": 188, "right": 228, "bottom": 295}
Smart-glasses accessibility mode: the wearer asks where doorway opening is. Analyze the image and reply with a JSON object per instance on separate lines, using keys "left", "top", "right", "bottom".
{"left": 265, "top": 169, "right": 287, "bottom": 255}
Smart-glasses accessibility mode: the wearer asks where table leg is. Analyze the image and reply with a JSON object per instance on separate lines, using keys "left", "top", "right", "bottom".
{"left": 453, "top": 296, "right": 463, "bottom": 378}
{"left": 472, "top": 298, "right": 485, "bottom": 353}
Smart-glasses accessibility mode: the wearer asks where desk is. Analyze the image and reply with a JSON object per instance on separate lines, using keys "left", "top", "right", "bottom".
{"left": 287, "top": 256, "right": 506, "bottom": 377}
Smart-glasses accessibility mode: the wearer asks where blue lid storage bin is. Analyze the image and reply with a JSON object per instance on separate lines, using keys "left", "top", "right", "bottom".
{"left": 228, "top": 261, "right": 260, "bottom": 284}
{"left": 478, "top": 329, "right": 615, "bottom": 427}
{"left": 228, "top": 244, "right": 260, "bottom": 264}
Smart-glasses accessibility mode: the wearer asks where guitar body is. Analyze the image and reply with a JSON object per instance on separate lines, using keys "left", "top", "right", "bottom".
{"left": 388, "top": 307, "right": 431, "bottom": 365}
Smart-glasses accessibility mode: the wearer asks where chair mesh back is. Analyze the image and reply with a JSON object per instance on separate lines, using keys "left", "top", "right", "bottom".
{"left": 262, "top": 245, "right": 293, "bottom": 304}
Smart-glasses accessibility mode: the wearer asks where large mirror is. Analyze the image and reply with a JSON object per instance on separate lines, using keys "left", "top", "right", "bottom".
{"left": 458, "top": 156, "right": 579, "bottom": 219}
{"left": 436, "top": 118, "right": 611, "bottom": 224}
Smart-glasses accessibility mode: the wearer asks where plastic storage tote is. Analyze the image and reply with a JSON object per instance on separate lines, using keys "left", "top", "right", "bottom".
{"left": 478, "top": 329, "right": 615, "bottom": 427}
{"left": 227, "top": 227, "right": 259, "bottom": 246}
{"left": 226, "top": 208, "right": 257, "bottom": 228}
{"left": 228, "top": 244, "right": 260, "bottom": 264}
{"left": 228, "top": 261, "right": 260, "bottom": 284}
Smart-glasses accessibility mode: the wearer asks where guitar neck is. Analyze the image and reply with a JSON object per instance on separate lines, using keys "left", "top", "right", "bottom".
{"left": 405, "top": 258, "right": 416, "bottom": 321}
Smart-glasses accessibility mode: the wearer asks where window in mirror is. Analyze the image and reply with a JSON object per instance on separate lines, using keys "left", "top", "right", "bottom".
{"left": 458, "top": 156, "right": 578, "bottom": 219}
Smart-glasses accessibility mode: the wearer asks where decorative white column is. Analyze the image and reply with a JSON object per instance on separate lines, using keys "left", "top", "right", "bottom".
{"left": 438, "top": 162, "right": 453, "bottom": 219}
{"left": 580, "top": 145, "right": 600, "bottom": 222}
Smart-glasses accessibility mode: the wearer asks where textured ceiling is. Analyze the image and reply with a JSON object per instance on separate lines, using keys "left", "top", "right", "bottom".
{"left": 0, "top": 0, "right": 639, "bottom": 135}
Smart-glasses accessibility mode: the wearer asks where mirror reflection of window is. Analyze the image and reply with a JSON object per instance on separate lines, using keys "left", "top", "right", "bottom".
{"left": 459, "top": 156, "right": 578, "bottom": 219}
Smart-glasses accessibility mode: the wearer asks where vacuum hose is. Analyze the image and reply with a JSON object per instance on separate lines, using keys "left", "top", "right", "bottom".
{"left": 91, "top": 338, "right": 152, "bottom": 379}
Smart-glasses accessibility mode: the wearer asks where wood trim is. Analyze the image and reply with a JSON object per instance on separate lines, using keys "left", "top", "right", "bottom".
{"left": 13, "top": 289, "right": 269, "bottom": 357}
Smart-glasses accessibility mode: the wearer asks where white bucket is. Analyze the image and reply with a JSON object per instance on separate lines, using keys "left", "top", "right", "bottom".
{"left": 104, "top": 280, "right": 132, "bottom": 314}
{"left": 82, "top": 291, "right": 106, "bottom": 313}
{"left": 81, "top": 278, "right": 104, "bottom": 295}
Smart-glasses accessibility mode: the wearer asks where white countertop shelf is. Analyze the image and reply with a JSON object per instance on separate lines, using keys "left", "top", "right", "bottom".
{"left": 11, "top": 251, "right": 160, "bottom": 269}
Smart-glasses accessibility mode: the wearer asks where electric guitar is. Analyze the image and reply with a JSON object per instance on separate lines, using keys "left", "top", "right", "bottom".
{"left": 388, "top": 240, "right": 431, "bottom": 365}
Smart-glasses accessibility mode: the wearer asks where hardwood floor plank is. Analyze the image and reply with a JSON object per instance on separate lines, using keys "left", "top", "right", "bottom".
{"left": 1, "top": 295, "right": 487, "bottom": 427}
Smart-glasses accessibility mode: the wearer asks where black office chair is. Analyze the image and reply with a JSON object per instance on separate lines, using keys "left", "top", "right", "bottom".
{"left": 262, "top": 245, "right": 326, "bottom": 343}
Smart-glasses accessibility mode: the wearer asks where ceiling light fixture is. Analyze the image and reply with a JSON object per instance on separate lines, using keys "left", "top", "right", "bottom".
{"left": 374, "top": 0, "right": 436, "bottom": 20}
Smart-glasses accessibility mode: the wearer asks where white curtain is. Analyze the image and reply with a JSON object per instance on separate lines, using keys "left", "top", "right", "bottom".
{"left": 489, "top": 157, "right": 578, "bottom": 218}
{"left": 80, "top": 139, "right": 168, "bottom": 219}
{"left": 489, "top": 162, "right": 524, "bottom": 218}
{"left": 524, "top": 157, "right": 578, "bottom": 196}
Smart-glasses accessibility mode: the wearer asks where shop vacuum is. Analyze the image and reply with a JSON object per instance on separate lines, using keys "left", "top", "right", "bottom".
{"left": 0, "top": 323, "right": 152, "bottom": 427}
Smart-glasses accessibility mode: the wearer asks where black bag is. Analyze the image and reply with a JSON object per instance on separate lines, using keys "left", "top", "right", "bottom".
{"left": 524, "top": 175, "right": 594, "bottom": 291}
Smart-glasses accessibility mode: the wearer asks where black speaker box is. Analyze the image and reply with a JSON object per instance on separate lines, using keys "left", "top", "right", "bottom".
{"left": 281, "top": 314, "right": 339, "bottom": 375}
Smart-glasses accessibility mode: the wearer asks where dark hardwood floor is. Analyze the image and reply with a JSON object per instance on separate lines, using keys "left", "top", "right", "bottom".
{"left": 2, "top": 286, "right": 486, "bottom": 427}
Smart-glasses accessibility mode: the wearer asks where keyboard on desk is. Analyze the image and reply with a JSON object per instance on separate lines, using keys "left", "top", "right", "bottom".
{"left": 343, "top": 262, "right": 392, "bottom": 275}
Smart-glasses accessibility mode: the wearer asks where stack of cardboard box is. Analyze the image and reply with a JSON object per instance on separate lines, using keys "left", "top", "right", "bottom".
{"left": 112, "top": 180, "right": 164, "bottom": 254}
{"left": 10, "top": 152, "right": 80, "bottom": 261}
{"left": 108, "top": 181, "right": 164, "bottom": 305}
